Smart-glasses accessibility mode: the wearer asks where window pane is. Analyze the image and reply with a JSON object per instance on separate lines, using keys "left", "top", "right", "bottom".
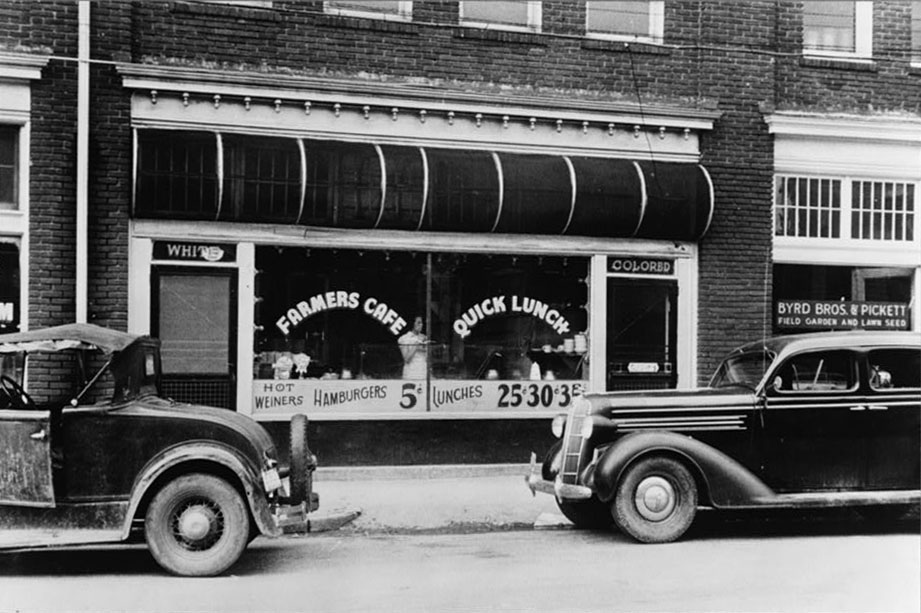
{"left": 253, "top": 247, "right": 589, "bottom": 415}
{"left": 136, "top": 130, "right": 218, "bottom": 219}
{"left": 223, "top": 135, "right": 301, "bottom": 223}
{"left": 587, "top": 1, "right": 650, "bottom": 37}
{"left": 775, "top": 175, "right": 842, "bottom": 238}
{"left": 462, "top": 1, "right": 530, "bottom": 26}
{"left": 0, "top": 126, "right": 17, "bottom": 209}
{"left": 775, "top": 350, "right": 855, "bottom": 392}
{"left": 803, "top": 0, "right": 855, "bottom": 53}
{"left": 326, "top": 1, "right": 405, "bottom": 17}
{"left": 425, "top": 149, "right": 499, "bottom": 232}
{"left": 868, "top": 349, "right": 921, "bottom": 389}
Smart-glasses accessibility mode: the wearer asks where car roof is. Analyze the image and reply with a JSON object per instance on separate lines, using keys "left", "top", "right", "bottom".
{"left": 730, "top": 330, "right": 921, "bottom": 357}
{"left": 0, "top": 323, "right": 142, "bottom": 354}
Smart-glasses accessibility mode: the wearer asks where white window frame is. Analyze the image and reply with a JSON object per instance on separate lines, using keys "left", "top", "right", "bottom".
{"left": 802, "top": 0, "right": 873, "bottom": 60}
{"left": 323, "top": 1, "right": 412, "bottom": 22}
{"left": 585, "top": 1, "right": 664, "bottom": 45}
{"left": 459, "top": 1, "right": 542, "bottom": 33}
{"left": 775, "top": 175, "right": 919, "bottom": 243}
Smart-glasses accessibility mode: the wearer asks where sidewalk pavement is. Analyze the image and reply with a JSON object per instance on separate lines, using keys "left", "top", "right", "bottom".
{"left": 312, "top": 464, "right": 571, "bottom": 535}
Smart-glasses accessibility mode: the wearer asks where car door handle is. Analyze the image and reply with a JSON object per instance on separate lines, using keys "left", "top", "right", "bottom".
{"left": 849, "top": 405, "right": 866, "bottom": 411}
{"left": 867, "top": 405, "right": 888, "bottom": 411}
{"left": 30, "top": 429, "right": 47, "bottom": 441}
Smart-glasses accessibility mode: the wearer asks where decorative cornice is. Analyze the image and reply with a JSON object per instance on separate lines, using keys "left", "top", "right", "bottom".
{"left": 117, "top": 63, "right": 720, "bottom": 132}
{"left": 0, "top": 53, "right": 50, "bottom": 81}
{"left": 765, "top": 112, "right": 921, "bottom": 144}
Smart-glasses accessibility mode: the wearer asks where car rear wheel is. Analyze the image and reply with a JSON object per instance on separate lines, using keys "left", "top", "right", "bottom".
{"left": 612, "top": 456, "right": 697, "bottom": 543}
{"left": 145, "top": 473, "right": 250, "bottom": 576}
{"left": 557, "top": 496, "right": 613, "bottom": 529}
{"left": 288, "top": 413, "right": 313, "bottom": 505}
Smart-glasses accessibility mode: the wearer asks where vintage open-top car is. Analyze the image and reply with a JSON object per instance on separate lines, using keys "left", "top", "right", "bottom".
{"left": 527, "top": 330, "right": 921, "bottom": 543}
{"left": 0, "top": 323, "right": 355, "bottom": 576}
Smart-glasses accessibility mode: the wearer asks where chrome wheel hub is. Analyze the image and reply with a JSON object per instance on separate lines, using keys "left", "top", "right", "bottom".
{"left": 172, "top": 500, "right": 224, "bottom": 550}
{"left": 634, "top": 476, "right": 676, "bottom": 522}
{"left": 178, "top": 505, "right": 215, "bottom": 541}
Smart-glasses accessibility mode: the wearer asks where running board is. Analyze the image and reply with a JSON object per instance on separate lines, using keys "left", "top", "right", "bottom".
{"left": 747, "top": 490, "right": 920, "bottom": 509}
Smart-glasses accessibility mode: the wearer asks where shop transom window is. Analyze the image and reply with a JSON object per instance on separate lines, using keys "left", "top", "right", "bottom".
{"left": 459, "top": 1, "right": 541, "bottom": 32}
{"left": 775, "top": 176, "right": 917, "bottom": 242}
{"left": 802, "top": 1, "right": 873, "bottom": 58}
{"left": 851, "top": 180, "right": 916, "bottom": 241}
{"left": 586, "top": 1, "right": 664, "bottom": 44}
{"left": 775, "top": 176, "right": 842, "bottom": 239}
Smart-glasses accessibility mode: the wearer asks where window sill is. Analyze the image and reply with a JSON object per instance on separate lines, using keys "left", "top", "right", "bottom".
{"left": 169, "top": 1, "right": 281, "bottom": 22}
{"left": 581, "top": 38, "right": 669, "bottom": 55}
{"left": 910, "top": 64, "right": 921, "bottom": 76}
{"left": 799, "top": 55, "right": 877, "bottom": 72}
{"left": 453, "top": 27, "right": 546, "bottom": 46}
{"left": 314, "top": 13, "right": 420, "bottom": 35}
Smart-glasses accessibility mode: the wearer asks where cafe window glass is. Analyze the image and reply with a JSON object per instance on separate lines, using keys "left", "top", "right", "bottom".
{"left": 253, "top": 247, "right": 588, "bottom": 414}
{"left": 586, "top": 1, "right": 664, "bottom": 43}
{"left": 459, "top": 1, "right": 541, "bottom": 32}
{"left": 0, "top": 125, "right": 18, "bottom": 211}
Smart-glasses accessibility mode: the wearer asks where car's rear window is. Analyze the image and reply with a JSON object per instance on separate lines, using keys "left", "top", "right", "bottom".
{"left": 867, "top": 348, "right": 921, "bottom": 390}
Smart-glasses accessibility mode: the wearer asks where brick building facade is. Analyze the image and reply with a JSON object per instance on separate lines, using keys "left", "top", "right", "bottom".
{"left": 1, "top": 1, "right": 919, "bottom": 465}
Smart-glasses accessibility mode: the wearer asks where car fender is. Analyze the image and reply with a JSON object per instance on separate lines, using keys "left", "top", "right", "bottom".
{"left": 122, "top": 441, "right": 281, "bottom": 540}
{"left": 592, "top": 431, "right": 775, "bottom": 507}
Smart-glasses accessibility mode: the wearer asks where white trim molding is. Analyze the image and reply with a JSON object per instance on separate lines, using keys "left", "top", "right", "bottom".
{"left": 118, "top": 64, "right": 718, "bottom": 161}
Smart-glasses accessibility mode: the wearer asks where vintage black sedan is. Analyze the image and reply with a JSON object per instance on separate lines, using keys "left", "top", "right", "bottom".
{"left": 0, "top": 323, "right": 355, "bottom": 576}
{"left": 527, "top": 331, "right": 920, "bottom": 543}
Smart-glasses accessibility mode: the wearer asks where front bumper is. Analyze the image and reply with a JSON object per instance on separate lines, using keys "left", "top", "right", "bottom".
{"left": 272, "top": 499, "right": 361, "bottom": 535}
{"left": 525, "top": 452, "right": 593, "bottom": 500}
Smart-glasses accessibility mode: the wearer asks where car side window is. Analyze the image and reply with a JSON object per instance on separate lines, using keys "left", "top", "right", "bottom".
{"left": 867, "top": 348, "right": 921, "bottom": 391}
{"left": 772, "top": 350, "right": 857, "bottom": 393}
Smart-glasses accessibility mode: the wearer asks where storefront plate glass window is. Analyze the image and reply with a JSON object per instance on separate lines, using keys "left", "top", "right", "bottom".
{"left": 253, "top": 248, "right": 588, "bottom": 416}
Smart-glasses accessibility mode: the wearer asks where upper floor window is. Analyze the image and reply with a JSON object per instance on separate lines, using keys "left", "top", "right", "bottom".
{"left": 912, "top": 1, "right": 921, "bottom": 65}
{"left": 324, "top": 0, "right": 411, "bottom": 21}
{"left": 0, "top": 125, "right": 18, "bottom": 211}
{"left": 459, "top": 1, "right": 541, "bottom": 32}
{"left": 775, "top": 175, "right": 917, "bottom": 242}
{"left": 586, "top": 1, "right": 664, "bottom": 44}
{"left": 802, "top": 1, "right": 873, "bottom": 58}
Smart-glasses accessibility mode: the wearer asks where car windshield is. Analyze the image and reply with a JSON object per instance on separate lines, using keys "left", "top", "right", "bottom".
{"left": 709, "top": 350, "right": 774, "bottom": 389}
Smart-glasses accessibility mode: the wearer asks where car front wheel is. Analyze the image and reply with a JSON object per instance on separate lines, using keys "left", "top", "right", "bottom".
{"left": 145, "top": 473, "right": 250, "bottom": 576}
{"left": 612, "top": 456, "right": 697, "bottom": 543}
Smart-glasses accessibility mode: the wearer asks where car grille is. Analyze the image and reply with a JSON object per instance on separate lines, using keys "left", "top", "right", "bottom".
{"left": 559, "top": 403, "right": 589, "bottom": 486}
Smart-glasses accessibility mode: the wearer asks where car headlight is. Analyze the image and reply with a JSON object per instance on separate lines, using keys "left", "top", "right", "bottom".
{"left": 551, "top": 414, "right": 567, "bottom": 438}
